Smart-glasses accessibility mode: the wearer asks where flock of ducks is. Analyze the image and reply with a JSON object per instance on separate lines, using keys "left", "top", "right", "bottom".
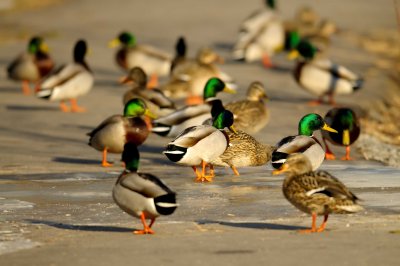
{"left": 6, "top": 1, "right": 365, "bottom": 234}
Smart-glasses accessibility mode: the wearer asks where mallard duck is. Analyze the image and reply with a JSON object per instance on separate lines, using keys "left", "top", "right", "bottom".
{"left": 322, "top": 108, "right": 360, "bottom": 160}
{"left": 232, "top": 0, "right": 284, "bottom": 67}
{"left": 109, "top": 32, "right": 172, "bottom": 88}
{"left": 272, "top": 153, "right": 363, "bottom": 233}
{"left": 224, "top": 81, "right": 269, "bottom": 134}
{"left": 163, "top": 106, "right": 236, "bottom": 182}
{"left": 170, "top": 36, "right": 187, "bottom": 74}
{"left": 152, "top": 78, "right": 235, "bottom": 138}
{"left": 161, "top": 47, "right": 229, "bottom": 105}
{"left": 7, "top": 36, "right": 54, "bottom": 95}
{"left": 87, "top": 98, "right": 155, "bottom": 167}
{"left": 36, "top": 39, "right": 93, "bottom": 112}
{"left": 272, "top": 113, "right": 337, "bottom": 171}
{"left": 288, "top": 40, "right": 363, "bottom": 106}
{"left": 122, "top": 67, "right": 176, "bottom": 117}
{"left": 113, "top": 143, "right": 178, "bottom": 234}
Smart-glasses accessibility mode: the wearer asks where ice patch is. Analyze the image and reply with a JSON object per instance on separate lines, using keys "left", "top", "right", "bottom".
{"left": 0, "top": 198, "right": 34, "bottom": 211}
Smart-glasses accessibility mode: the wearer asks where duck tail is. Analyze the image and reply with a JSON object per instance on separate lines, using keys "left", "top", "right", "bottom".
{"left": 271, "top": 151, "right": 288, "bottom": 169}
{"left": 154, "top": 193, "right": 178, "bottom": 215}
{"left": 352, "top": 78, "right": 363, "bottom": 92}
{"left": 36, "top": 88, "right": 52, "bottom": 99}
{"left": 337, "top": 203, "right": 364, "bottom": 213}
{"left": 163, "top": 144, "right": 186, "bottom": 162}
{"left": 151, "top": 122, "right": 171, "bottom": 136}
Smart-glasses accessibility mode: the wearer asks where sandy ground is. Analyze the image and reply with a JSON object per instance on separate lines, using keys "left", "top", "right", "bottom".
{"left": 0, "top": 0, "right": 399, "bottom": 265}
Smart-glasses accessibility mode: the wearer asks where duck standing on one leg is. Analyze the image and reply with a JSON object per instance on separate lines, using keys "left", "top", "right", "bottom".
{"left": 113, "top": 143, "right": 178, "bottom": 235}
{"left": 322, "top": 107, "right": 360, "bottom": 160}
{"left": 288, "top": 39, "right": 363, "bottom": 106}
{"left": 272, "top": 153, "right": 363, "bottom": 233}
{"left": 87, "top": 98, "right": 156, "bottom": 167}
{"left": 7, "top": 36, "right": 54, "bottom": 95}
{"left": 272, "top": 113, "right": 337, "bottom": 171}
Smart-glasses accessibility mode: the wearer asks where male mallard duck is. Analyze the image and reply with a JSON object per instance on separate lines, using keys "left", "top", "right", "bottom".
{"left": 322, "top": 108, "right": 360, "bottom": 160}
{"left": 36, "top": 39, "right": 93, "bottom": 112}
{"left": 109, "top": 32, "right": 172, "bottom": 88}
{"left": 288, "top": 40, "right": 363, "bottom": 106}
{"left": 272, "top": 153, "right": 363, "bottom": 233}
{"left": 232, "top": 0, "right": 284, "bottom": 67}
{"left": 224, "top": 81, "right": 269, "bottom": 134}
{"left": 163, "top": 107, "right": 236, "bottom": 182}
{"left": 113, "top": 143, "right": 178, "bottom": 234}
{"left": 122, "top": 67, "right": 176, "bottom": 117}
{"left": 87, "top": 98, "right": 155, "bottom": 167}
{"left": 170, "top": 36, "right": 187, "bottom": 74}
{"left": 152, "top": 78, "right": 235, "bottom": 138}
{"left": 7, "top": 36, "right": 54, "bottom": 95}
{"left": 161, "top": 47, "right": 229, "bottom": 105}
{"left": 272, "top": 113, "right": 337, "bottom": 171}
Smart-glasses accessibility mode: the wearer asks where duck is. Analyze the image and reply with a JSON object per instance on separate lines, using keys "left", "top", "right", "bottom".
{"left": 152, "top": 78, "right": 236, "bottom": 138}
{"left": 36, "top": 39, "right": 93, "bottom": 112}
{"left": 109, "top": 31, "right": 172, "bottom": 88}
{"left": 321, "top": 108, "right": 360, "bottom": 160}
{"left": 224, "top": 81, "right": 269, "bottom": 134}
{"left": 122, "top": 67, "right": 176, "bottom": 117}
{"left": 272, "top": 153, "right": 363, "bottom": 233}
{"left": 87, "top": 98, "right": 155, "bottom": 167}
{"left": 7, "top": 36, "right": 54, "bottom": 95}
{"left": 288, "top": 39, "right": 363, "bottom": 106}
{"left": 113, "top": 143, "right": 178, "bottom": 235}
{"left": 161, "top": 47, "right": 230, "bottom": 105}
{"left": 163, "top": 105, "right": 236, "bottom": 182}
{"left": 272, "top": 113, "right": 337, "bottom": 171}
{"left": 232, "top": 0, "right": 285, "bottom": 67}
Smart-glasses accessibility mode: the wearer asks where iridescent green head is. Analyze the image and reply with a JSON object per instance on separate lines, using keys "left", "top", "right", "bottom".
{"left": 203, "top": 78, "right": 236, "bottom": 101}
{"left": 298, "top": 113, "right": 337, "bottom": 136}
{"left": 121, "top": 143, "right": 139, "bottom": 172}
{"left": 123, "top": 98, "right": 156, "bottom": 118}
{"left": 284, "top": 31, "right": 301, "bottom": 51}
{"left": 212, "top": 109, "right": 236, "bottom": 133}
{"left": 266, "top": 0, "right": 276, "bottom": 9}
{"left": 74, "top": 39, "right": 88, "bottom": 63}
{"left": 27, "top": 36, "right": 48, "bottom": 54}
{"left": 296, "top": 40, "right": 318, "bottom": 60}
{"left": 118, "top": 32, "right": 136, "bottom": 47}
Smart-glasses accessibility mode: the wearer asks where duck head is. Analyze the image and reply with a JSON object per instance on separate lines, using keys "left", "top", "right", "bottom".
{"left": 203, "top": 78, "right": 236, "bottom": 102}
{"left": 109, "top": 32, "right": 136, "bottom": 48}
{"left": 28, "top": 36, "right": 49, "bottom": 54}
{"left": 298, "top": 113, "right": 337, "bottom": 136}
{"left": 121, "top": 67, "right": 147, "bottom": 87}
{"left": 123, "top": 98, "right": 156, "bottom": 119}
{"left": 212, "top": 108, "right": 237, "bottom": 133}
{"left": 272, "top": 153, "right": 313, "bottom": 176}
{"left": 288, "top": 40, "right": 318, "bottom": 60}
{"left": 247, "top": 81, "right": 268, "bottom": 101}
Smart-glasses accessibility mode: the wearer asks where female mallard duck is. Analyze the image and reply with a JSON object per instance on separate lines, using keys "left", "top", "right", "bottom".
{"left": 152, "top": 78, "right": 235, "bottom": 138}
{"left": 232, "top": 0, "right": 284, "bottom": 67}
{"left": 322, "top": 108, "right": 360, "bottom": 160}
{"left": 87, "top": 98, "right": 155, "bottom": 167}
{"left": 272, "top": 113, "right": 337, "bottom": 171}
{"left": 122, "top": 67, "right": 176, "bottom": 117}
{"left": 163, "top": 108, "right": 236, "bottom": 182}
{"left": 272, "top": 153, "right": 363, "bottom": 233}
{"left": 36, "top": 39, "right": 93, "bottom": 112}
{"left": 224, "top": 81, "right": 269, "bottom": 134}
{"left": 113, "top": 143, "right": 178, "bottom": 234}
{"left": 288, "top": 40, "right": 363, "bottom": 106}
{"left": 7, "top": 36, "right": 54, "bottom": 95}
{"left": 161, "top": 47, "right": 230, "bottom": 105}
{"left": 109, "top": 32, "right": 172, "bottom": 88}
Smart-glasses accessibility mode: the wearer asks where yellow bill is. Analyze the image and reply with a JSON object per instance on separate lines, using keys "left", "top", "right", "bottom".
{"left": 223, "top": 86, "right": 236, "bottom": 94}
{"left": 322, "top": 123, "right": 338, "bottom": 133}
{"left": 229, "top": 126, "right": 238, "bottom": 134}
{"left": 144, "top": 109, "right": 157, "bottom": 120}
{"left": 40, "top": 43, "right": 49, "bottom": 53}
{"left": 287, "top": 50, "right": 300, "bottom": 60}
{"left": 108, "top": 38, "right": 120, "bottom": 48}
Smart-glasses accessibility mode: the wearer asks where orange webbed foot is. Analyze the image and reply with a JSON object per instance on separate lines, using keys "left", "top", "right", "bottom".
{"left": 59, "top": 102, "right": 70, "bottom": 112}
{"left": 101, "top": 161, "right": 113, "bottom": 167}
{"left": 325, "top": 152, "right": 336, "bottom": 160}
{"left": 133, "top": 228, "right": 155, "bottom": 235}
{"left": 307, "top": 99, "right": 323, "bottom": 106}
{"left": 298, "top": 228, "right": 318, "bottom": 234}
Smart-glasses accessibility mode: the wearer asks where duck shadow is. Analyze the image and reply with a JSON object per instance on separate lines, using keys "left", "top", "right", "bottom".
{"left": 26, "top": 219, "right": 133, "bottom": 233}
{"left": 197, "top": 219, "right": 307, "bottom": 231}
{"left": 52, "top": 157, "right": 101, "bottom": 165}
{"left": 6, "top": 104, "right": 59, "bottom": 111}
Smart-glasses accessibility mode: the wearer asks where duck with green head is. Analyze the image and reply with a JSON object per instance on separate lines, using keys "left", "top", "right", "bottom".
{"left": 7, "top": 36, "right": 54, "bottom": 95}
{"left": 36, "top": 39, "right": 93, "bottom": 112}
{"left": 272, "top": 113, "right": 337, "bottom": 171}
{"left": 109, "top": 31, "right": 172, "bottom": 88}
{"left": 152, "top": 77, "right": 236, "bottom": 138}
{"left": 321, "top": 107, "right": 360, "bottom": 160}
{"left": 163, "top": 101, "right": 236, "bottom": 182}
{"left": 87, "top": 98, "right": 156, "bottom": 167}
{"left": 288, "top": 39, "right": 363, "bottom": 106}
{"left": 113, "top": 143, "right": 178, "bottom": 234}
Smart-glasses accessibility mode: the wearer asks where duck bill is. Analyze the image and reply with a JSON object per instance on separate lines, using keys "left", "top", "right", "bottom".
{"left": 120, "top": 76, "right": 132, "bottom": 84}
{"left": 272, "top": 164, "right": 289, "bottom": 175}
{"left": 229, "top": 126, "right": 237, "bottom": 134}
{"left": 144, "top": 109, "right": 157, "bottom": 120}
{"left": 108, "top": 38, "right": 120, "bottom": 48}
{"left": 40, "top": 43, "right": 49, "bottom": 53}
{"left": 287, "top": 50, "right": 300, "bottom": 60}
{"left": 223, "top": 86, "right": 236, "bottom": 94}
{"left": 322, "top": 123, "right": 338, "bottom": 133}
{"left": 343, "top": 129, "right": 350, "bottom": 146}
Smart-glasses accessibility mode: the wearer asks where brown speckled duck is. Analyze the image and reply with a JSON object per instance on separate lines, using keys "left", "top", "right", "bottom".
{"left": 273, "top": 153, "right": 363, "bottom": 233}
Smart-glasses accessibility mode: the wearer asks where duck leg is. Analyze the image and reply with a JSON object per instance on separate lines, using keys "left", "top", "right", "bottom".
{"left": 262, "top": 54, "right": 273, "bottom": 68}
{"left": 147, "top": 74, "right": 158, "bottom": 89}
{"left": 202, "top": 161, "right": 215, "bottom": 182}
{"left": 101, "top": 148, "right": 113, "bottom": 167}
{"left": 59, "top": 100, "right": 70, "bottom": 112}
{"left": 70, "top": 98, "right": 86, "bottom": 113}
{"left": 231, "top": 166, "right": 240, "bottom": 176}
{"left": 307, "top": 96, "right": 323, "bottom": 106}
{"left": 133, "top": 213, "right": 155, "bottom": 235}
{"left": 192, "top": 166, "right": 203, "bottom": 182}
{"left": 317, "top": 214, "right": 329, "bottom": 232}
{"left": 341, "top": 146, "right": 352, "bottom": 160}
{"left": 323, "top": 138, "right": 336, "bottom": 160}
{"left": 328, "top": 93, "right": 337, "bottom": 106}
{"left": 22, "top": 80, "right": 31, "bottom": 95}
{"left": 299, "top": 213, "right": 318, "bottom": 233}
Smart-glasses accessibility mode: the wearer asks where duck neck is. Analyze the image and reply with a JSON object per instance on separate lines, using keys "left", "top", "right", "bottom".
{"left": 125, "top": 159, "right": 139, "bottom": 172}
